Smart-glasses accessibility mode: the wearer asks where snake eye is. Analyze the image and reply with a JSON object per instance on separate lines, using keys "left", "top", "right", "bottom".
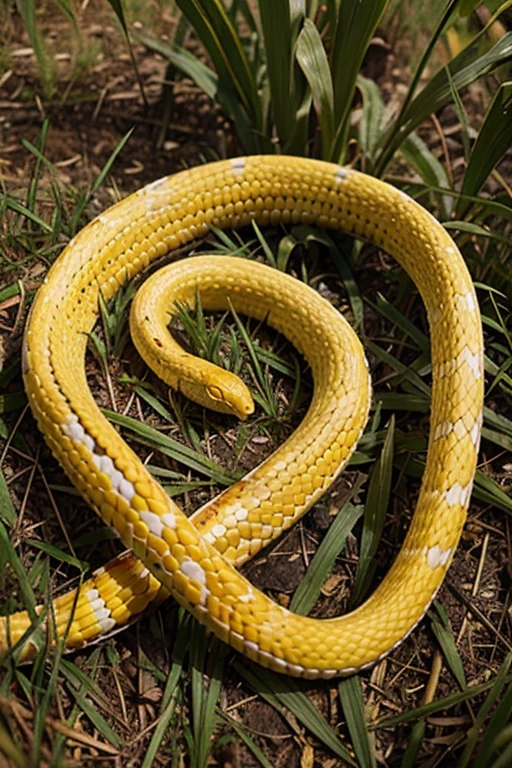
{"left": 206, "top": 385, "right": 224, "bottom": 402}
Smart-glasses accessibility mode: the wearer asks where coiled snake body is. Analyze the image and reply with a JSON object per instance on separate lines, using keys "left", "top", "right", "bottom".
{"left": 2, "top": 157, "right": 483, "bottom": 677}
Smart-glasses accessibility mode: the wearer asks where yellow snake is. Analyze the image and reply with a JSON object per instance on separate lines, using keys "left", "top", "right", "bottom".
{"left": 1, "top": 156, "right": 484, "bottom": 677}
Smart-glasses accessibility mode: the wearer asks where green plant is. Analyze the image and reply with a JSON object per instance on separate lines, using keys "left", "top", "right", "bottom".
{"left": 133, "top": 0, "right": 512, "bottom": 176}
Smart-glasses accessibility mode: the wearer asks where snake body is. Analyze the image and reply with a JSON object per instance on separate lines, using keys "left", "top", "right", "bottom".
{"left": 2, "top": 157, "right": 483, "bottom": 677}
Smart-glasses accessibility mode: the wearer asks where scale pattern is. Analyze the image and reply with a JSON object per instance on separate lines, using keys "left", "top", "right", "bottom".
{"left": 1, "top": 157, "right": 483, "bottom": 676}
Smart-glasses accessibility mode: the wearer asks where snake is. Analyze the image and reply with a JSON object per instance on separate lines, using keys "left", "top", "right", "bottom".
{"left": 1, "top": 156, "right": 483, "bottom": 678}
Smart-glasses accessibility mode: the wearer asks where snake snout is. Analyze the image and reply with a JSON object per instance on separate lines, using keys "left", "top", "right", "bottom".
{"left": 206, "top": 373, "right": 254, "bottom": 420}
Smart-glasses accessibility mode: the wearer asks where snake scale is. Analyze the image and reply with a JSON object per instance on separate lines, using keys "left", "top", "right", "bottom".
{"left": 1, "top": 157, "right": 483, "bottom": 677}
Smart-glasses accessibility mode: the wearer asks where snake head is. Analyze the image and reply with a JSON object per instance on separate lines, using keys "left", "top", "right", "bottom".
{"left": 179, "top": 365, "right": 255, "bottom": 419}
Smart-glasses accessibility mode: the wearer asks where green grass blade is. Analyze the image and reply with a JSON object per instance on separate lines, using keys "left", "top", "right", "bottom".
{"left": 430, "top": 604, "right": 467, "bottom": 690}
{"left": 400, "top": 132, "right": 452, "bottom": 219}
{"left": 459, "top": 0, "right": 484, "bottom": 14}
{"left": 482, "top": 405, "right": 512, "bottom": 438}
{"left": 457, "top": 652, "right": 512, "bottom": 767}
{"left": 134, "top": 31, "right": 218, "bottom": 100}
{"left": 176, "top": 0, "right": 260, "bottom": 123}
{"left": 400, "top": 720, "right": 426, "bottom": 768}
{"left": 296, "top": 18, "right": 334, "bottom": 159}
{"left": 458, "top": 81, "right": 512, "bottom": 217}
{"left": 444, "top": 220, "right": 512, "bottom": 246}
{"left": 481, "top": 426, "right": 512, "bottom": 453}
{"left": 330, "top": 0, "right": 389, "bottom": 162}
{"left": 445, "top": 60, "right": 471, "bottom": 162}
{"left": 133, "top": 385, "right": 175, "bottom": 424}
{"left": 21, "top": 135, "right": 57, "bottom": 176}
{"left": 105, "top": 0, "right": 147, "bottom": 106}
{"left": 3, "top": 196, "right": 53, "bottom": 233}
{"left": 356, "top": 75, "right": 385, "bottom": 166}
{"left": 51, "top": 0, "right": 77, "bottom": 28}
{"left": 226, "top": 299, "right": 278, "bottom": 418}
{"left": 400, "top": 33, "right": 512, "bottom": 147}
{"left": 375, "top": 663, "right": 512, "bottom": 729}
{"left": 218, "top": 711, "right": 273, "bottom": 768}
{"left": 492, "top": 739, "right": 512, "bottom": 768}
{"left": 252, "top": 220, "right": 276, "bottom": 267}
{"left": 69, "top": 130, "right": 133, "bottom": 235}
{"left": 473, "top": 469, "right": 512, "bottom": 513}
{"left": 27, "top": 540, "right": 88, "bottom": 572}
{"left": 375, "top": 392, "right": 429, "bottom": 412}
{"left": 90, "top": 129, "right": 134, "bottom": 197}
{"left": 373, "top": 293, "right": 429, "bottom": 351}
{"left": 284, "top": 224, "right": 364, "bottom": 327}
{"left": 142, "top": 611, "right": 190, "bottom": 767}
{"left": 16, "top": 0, "right": 53, "bottom": 96}
{"left": 350, "top": 416, "right": 395, "bottom": 607}
{"left": 472, "top": 680, "right": 512, "bottom": 767}
{"left": 338, "top": 676, "right": 375, "bottom": 768}
{"left": 60, "top": 658, "right": 115, "bottom": 717}
{"left": 290, "top": 501, "right": 363, "bottom": 616}
{"left": 190, "top": 627, "right": 226, "bottom": 768}
{"left": 104, "top": 409, "right": 238, "bottom": 485}
{"left": 235, "top": 663, "right": 357, "bottom": 765}
{"left": 365, "top": 340, "right": 431, "bottom": 396}
{"left": 258, "top": 0, "right": 303, "bottom": 150}
{"left": 0, "top": 521, "right": 37, "bottom": 622}
{"left": 60, "top": 658, "right": 122, "bottom": 748}
{"left": 0, "top": 467, "right": 17, "bottom": 526}
{"left": 375, "top": 0, "right": 459, "bottom": 174}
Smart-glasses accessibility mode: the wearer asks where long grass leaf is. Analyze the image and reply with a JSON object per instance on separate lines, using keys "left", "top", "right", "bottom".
{"left": 458, "top": 81, "right": 512, "bottom": 217}
{"left": 400, "top": 132, "right": 452, "bottom": 218}
{"left": 430, "top": 605, "right": 467, "bottom": 690}
{"left": 190, "top": 627, "right": 226, "bottom": 767}
{"left": 134, "top": 31, "right": 218, "bottom": 99}
{"left": 444, "top": 220, "right": 512, "bottom": 246}
{"left": 27, "top": 540, "right": 88, "bottom": 572}
{"left": 0, "top": 468, "right": 17, "bottom": 526}
{"left": 142, "top": 611, "right": 190, "bottom": 767}
{"left": 176, "top": 0, "right": 260, "bottom": 123}
{"left": 0, "top": 722, "right": 26, "bottom": 768}
{"left": 61, "top": 666, "right": 122, "bottom": 747}
{"left": 365, "top": 340, "right": 430, "bottom": 395}
{"left": 0, "top": 521, "right": 37, "bottom": 621}
{"left": 4, "top": 197, "right": 53, "bottom": 233}
{"left": 472, "top": 681, "right": 512, "bottom": 767}
{"left": 235, "top": 663, "right": 357, "bottom": 765}
{"left": 373, "top": 293, "right": 429, "bottom": 351}
{"left": 401, "top": 720, "right": 426, "bottom": 767}
{"left": 400, "top": 33, "right": 512, "bottom": 147}
{"left": 90, "top": 129, "right": 134, "bottom": 196}
{"left": 356, "top": 75, "right": 385, "bottom": 166}
{"left": 105, "top": 0, "right": 147, "bottom": 105}
{"left": 290, "top": 502, "right": 363, "bottom": 615}
{"left": 375, "top": 663, "right": 512, "bottom": 729}
{"left": 378, "top": 1, "right": 462, "bottom": 168}
{"left": 457, "top": 652, "right": 512, "bottom": 767}
{"left": 296, "top": 18, "right": 334, "bottom": 159}
{"left": 338, "top": 676, "right": 375, "bottom": 768}
{"left": 350, "top": 416, "right": 395, "bottom": 606}
{"left": 104, "top": 409, "right": 237, "bottom": 484}
{"left": 16, "top": 0, "right": 53, "bottom": 95}
{"left": 330, "top": 0, "right": 389, "bottom": 162}
{"left": 218, "top": 711, "right": 273, "bottom": 768}
{"left": 375, "top": 1, "right": 508, "bottom": 172}
{"left": 259, "top": 0, "right": 303, "bottom": 149}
